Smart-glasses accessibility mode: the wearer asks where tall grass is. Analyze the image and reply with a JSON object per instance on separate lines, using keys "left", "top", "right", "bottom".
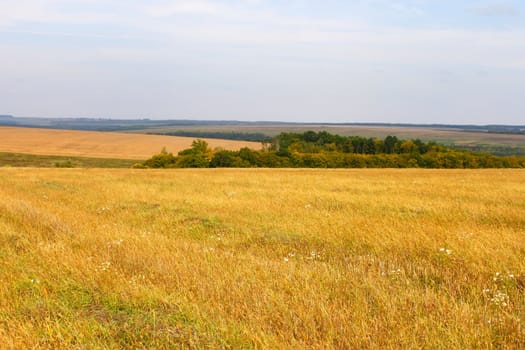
{"left": 0, "top": 168, "right": 524, "bottom": 348}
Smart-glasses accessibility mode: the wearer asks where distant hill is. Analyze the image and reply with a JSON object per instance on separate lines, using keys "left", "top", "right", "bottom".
{"left": 1, "top": 115, "right": 524, "bottom": 134}
{"left": 0, "top": 115, "right": 294, "bottom": 132}
{"left": 1, "top": 115, "right": 524, "bottom": 155}
{"left": 0, "top": 115, "right": 16, "bottom": 125}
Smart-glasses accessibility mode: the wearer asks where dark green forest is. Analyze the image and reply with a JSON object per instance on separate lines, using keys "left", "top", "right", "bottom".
{"left": 136, "top": 131, "right": 525, "bottom": 169}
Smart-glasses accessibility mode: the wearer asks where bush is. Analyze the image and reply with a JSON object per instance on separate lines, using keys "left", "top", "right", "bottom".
{"left": 142, "top": 148, "right": 176, "bottom": 168}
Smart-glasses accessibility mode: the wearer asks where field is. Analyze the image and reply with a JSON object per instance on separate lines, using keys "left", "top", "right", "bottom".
{"left": 137, "top": 124, "right": 525, "bottom": 155}
{"left": 0, "top": 127, "right": 261, "bottom": 160}
{"left": 1, "top": 168, "right": 524, "bottom": 348}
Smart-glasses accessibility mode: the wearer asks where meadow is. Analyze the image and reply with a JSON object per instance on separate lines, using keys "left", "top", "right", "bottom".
{"left": 0, "top": 168, "right": 524, "bottom": 348}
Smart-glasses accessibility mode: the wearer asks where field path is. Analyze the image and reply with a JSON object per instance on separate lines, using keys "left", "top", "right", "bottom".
{"left": 0, "top": 126, "right": 261, "bottom": 159}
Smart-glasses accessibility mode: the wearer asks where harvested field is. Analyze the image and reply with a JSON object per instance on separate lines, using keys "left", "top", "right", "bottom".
{"left": 0, "top": 126, "right": 261, "bottom": 160}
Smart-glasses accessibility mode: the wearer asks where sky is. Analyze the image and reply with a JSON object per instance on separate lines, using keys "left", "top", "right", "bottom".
{"left": 0, "top": 0, "right": 524, "bottom": 124}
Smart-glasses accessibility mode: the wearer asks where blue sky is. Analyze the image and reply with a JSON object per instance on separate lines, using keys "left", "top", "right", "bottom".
{"left": 1, "top": 0, "right": 524, "bottom": 124}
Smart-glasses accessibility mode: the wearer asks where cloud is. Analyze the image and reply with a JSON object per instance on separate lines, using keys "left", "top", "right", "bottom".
{"left": 0, "top": 0, "right": 117, "bottom": 26}
{"left": 469, "top": 4, "right": 520, "bottom": 17}
{"left": 147, "top": 2, "right": 221, "bottom": 17}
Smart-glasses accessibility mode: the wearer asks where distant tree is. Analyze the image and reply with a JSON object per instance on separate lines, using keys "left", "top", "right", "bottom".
{"left": 400, "top": 140, "right": 418, "bottom": 154}
{"left": 139, "top": 131, "right": 525, "bottom": 170}
{"left": 210, "top": 150, "right": 250, "bottom": 168}
{"left": 384, "top": 136, "right": 399, "bottom": 154}
{"left": 143, "top": 147, "right": 176, "bottom": 168}
{"left": 176, "top": 139, "right": 212, "bottom": 168}
{"left": 237, "top": 147, "right": 259, "bottom": 167}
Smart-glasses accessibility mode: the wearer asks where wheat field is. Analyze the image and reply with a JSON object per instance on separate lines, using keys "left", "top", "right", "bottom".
{"left": 0, "top": 168, "right": 524, "bottom": 348}
{"left": 0, "top": 127, "right": 261, "bottom": 160}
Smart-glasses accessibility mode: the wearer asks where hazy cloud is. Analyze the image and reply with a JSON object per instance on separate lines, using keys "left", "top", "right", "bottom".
{"left": 147, "top": 2, "right": 221, "bottom": 17}
{"left": 0, "top": 0, "right": 118, "bottom": 26}
{"left": 1, "top": 0, "right": 524, "bottom": 123}
{"left": 470, "top": 4, "right": 520, "bottom": 17}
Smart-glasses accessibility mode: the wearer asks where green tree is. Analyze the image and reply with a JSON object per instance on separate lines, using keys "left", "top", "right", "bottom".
{"left": 143, "top": 147, "right": 176, "bottom": 168}
{"left": 176, "top": 140, "right": 212, "bottom": 168}
{"left": 400, "top": 140, "right": 418, "bottom": 154}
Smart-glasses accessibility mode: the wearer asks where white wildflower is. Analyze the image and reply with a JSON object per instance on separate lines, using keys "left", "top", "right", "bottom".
{"left": 439, "top": 247, "right": 452, "bottom": 255}
{"left": 129, "top": 274, "right": 146, "bottom": 285}
{"left": 490, "top": 291, "right": 509, "bottom": 307}
{"left": 107, "top": 238, "right": 124, "bottom": 248}
{"left": 306, "top": 251, "right": 321, "bottom": 260}
{"left": 97, "top": 261, "right": 111, "bottom": 272}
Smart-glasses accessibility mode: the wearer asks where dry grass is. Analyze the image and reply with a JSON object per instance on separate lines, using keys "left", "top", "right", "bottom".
{"left": 0, "top": 127, "right": 261, "bottom": 160}
{"left": 0, "top": 168, "right": 524, "bottom": 349}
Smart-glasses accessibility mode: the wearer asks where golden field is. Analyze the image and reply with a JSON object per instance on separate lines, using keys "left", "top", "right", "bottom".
{"left": 0, "top": 168, "right": 524, "bottom": 349}
{"left": 0, "top": 127, "right": 261, "bottom": 160}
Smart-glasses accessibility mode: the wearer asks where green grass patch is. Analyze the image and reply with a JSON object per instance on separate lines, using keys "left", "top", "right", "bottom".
{"left": 0, "top": 152, "right": 139, "bottom": 168}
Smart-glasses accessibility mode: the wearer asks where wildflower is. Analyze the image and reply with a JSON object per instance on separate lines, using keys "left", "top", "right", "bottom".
{"left": 283, "top": 257, "right": 289, "bottom": 262}
{"left": 97, "top": 261, "right": 111, "bottom": 272}
{"left": 490, "top": 291, "right": 509, "bottom": 307}
{"left": 107, "top": 238, "right": 124, "bottom": 248}
{"left": 129, "top": 274, "right": 146, "bottom": 285}
{"left": 439, "top": 247, "right": 452, "bottom": 255}
{"left": 304, "top": 204, "right": 312, "bottom": 209}
{"left": 458, "top": 232, "right": 474, "bottom": 239}
{"left": 210, "top": 233, "right": 224, "bottom": 241}
{"left": 493, "top": 272, "right": 501, "bottom": 282}
{"left": 307, "top": 251, "right": 321, "bottom": 260}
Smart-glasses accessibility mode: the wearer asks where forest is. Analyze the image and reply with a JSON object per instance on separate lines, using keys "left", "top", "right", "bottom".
{"left": 136, "top": 131, "right": 525, "bottom": 169}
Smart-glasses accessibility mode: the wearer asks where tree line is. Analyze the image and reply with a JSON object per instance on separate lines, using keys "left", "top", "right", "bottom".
{"left": 150, "top": 131, "right": 270, "bottom": 142}
{"left": 134, "top": 131, "right": 525, "bottom": 169}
